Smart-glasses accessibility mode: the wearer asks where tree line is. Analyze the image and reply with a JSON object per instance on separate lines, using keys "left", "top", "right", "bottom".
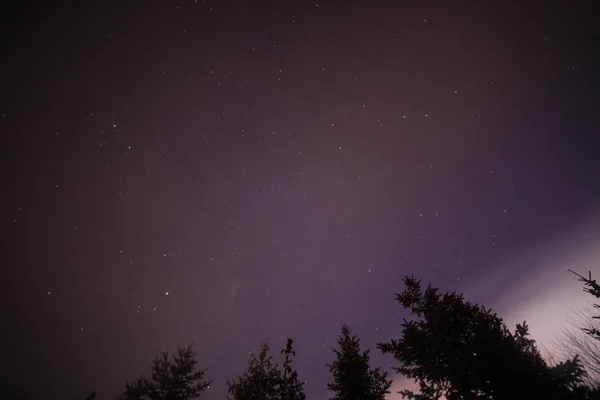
{"left": 110, "top": 270, "right": 600, "bottom": 400}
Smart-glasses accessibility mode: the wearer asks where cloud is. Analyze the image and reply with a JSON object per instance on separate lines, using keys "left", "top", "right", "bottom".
{"left": 385, "top": 211, "right": 600, "bottom": 399}
{"left": 483, "top": 212, "right": 600, "bottom": 359}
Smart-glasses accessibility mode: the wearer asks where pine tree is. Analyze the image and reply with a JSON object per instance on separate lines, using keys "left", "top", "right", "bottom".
{"left": 569, "top": 270, "right": 600, "bottom": 341}
{"left": 377, "top": 275, "right": 588, "bottom": 400}
{"left": 227, "top": 340, "right": 282, "bottom": 400}
{"left": 280, "top": 339, "right": 306, "bottom": 400}
{"left": 119, "top": 344, "right": 211, "bottom": 400}
{"left": 557, "top": 270, "right": 600, "bottom": 396}
{"left": 327, "top": 324, "right": 391, "bottom": 400}
{"left": 227, "top": 339, "right": 306, "bottom": 400}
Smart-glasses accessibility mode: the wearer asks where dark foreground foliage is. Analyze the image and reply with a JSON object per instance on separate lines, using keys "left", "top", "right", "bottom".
{"left": 378, "top": 275, "right": 594, "bottom": 400}
{"left": 327, "top": 324, "right": 392, "bottom": 400}
{"left": 106, "top": 271, "right": 600, "bottom": 400}
{"left": 118, "top": 344, "right": 211, "bottom": 400}
{"left": 227, "top": 339, "right": 305, "bottom": 400}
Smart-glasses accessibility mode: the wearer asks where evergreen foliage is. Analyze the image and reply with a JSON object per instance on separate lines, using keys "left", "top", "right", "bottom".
{"left": 377, "top": 275, "right": 590, "bottom": 400}
{"left": 327, "top": 324, "right": 392, "bottom": 400}
{"left": 280, "top": 339, "right": 307, "bottom": 400}
{"left": 119, "top": 344, "right": 211, "bottom": 400}
{"left": 570, "top": 270, "right": 600, "bottom": 341}
{"left": 227, "top": 338, "right": 305, "bottom": 400}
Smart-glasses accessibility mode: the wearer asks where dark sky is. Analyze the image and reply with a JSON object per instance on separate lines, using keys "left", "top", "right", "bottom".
{"left": 2, "top": 1, "right": 599, "bottom": 399}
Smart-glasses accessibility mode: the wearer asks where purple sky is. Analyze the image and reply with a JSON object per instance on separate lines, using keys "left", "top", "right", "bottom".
{"left": 2, "top": 1, "right": 599, "bottom": 399}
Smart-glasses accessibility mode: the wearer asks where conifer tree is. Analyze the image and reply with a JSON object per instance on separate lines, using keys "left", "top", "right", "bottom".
{"left": 280, "top": 339, "right": 306, "bottom": 400}
{"left": 227, "top": 340, "right": 282, "bottom": 400}
{"left": 378, "top": 275, "right": 588, "bottom": 400}
{"left": 569, "top": 270, "right": 600, "bottom": 341}
{"left": 119, "top": 344, "right": 211, "bottom": 400}
{"left": 556, "top": 270, "right": 600, "bottom": 393}
{"left": 327, "top": 324, "right": 392, "bottom": 400}
{"left": 227, "top": 338, "right": 306, "bottom": 400}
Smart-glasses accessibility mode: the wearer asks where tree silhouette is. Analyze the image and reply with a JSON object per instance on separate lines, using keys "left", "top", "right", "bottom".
{"left": 377, "top": 275, "right": 589, "bottom": 400}
{"left": 556, "top": 306, "right": 600, "bottom": 389}
{"left": 227, "top": 340, "right": 283, "bottom": 400}
{"left": 327, "top": 324, "right": 391, "bottom": 400}
{"left": 280, "top": 339, "right": 306, "bottom": 400}
{"left": 119, "top": 344, "right": 211, "bottom": 400}
{"left": 227, "top": 338, "right": 305, "bottom": 400}
{"left": 555, "top": 270, "right": 600, "bottom": 391}
{"left": 569, "top": 270, "right": 600, "bottom": 340}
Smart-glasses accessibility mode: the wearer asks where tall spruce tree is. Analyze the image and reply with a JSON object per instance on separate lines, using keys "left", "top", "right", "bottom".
{"left": 378, "top": 275, "right": 589, "bottom": 400}
{"left": 227, "top": 339, "right": 305, "bottom": 400}
{"left": 280, "top": 339, "right": 306, "bottom": 400}
{"left": 119, "top": 344, "right": 211, "bottom": 400}
{"left": 327, "top": 324, "right": 392, "bottom": 400}
{"left": 227, "top": 340, "right": 282, "bottom": 400}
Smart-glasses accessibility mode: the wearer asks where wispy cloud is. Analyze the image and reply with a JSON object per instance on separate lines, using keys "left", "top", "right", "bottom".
{"left": 384, "top": 211, "right": 600, "bottom": 399}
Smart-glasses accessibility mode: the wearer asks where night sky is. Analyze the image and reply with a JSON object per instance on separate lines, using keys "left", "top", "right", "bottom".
{"left": 2, "top": 1, "right": 600, "bottom": 399}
